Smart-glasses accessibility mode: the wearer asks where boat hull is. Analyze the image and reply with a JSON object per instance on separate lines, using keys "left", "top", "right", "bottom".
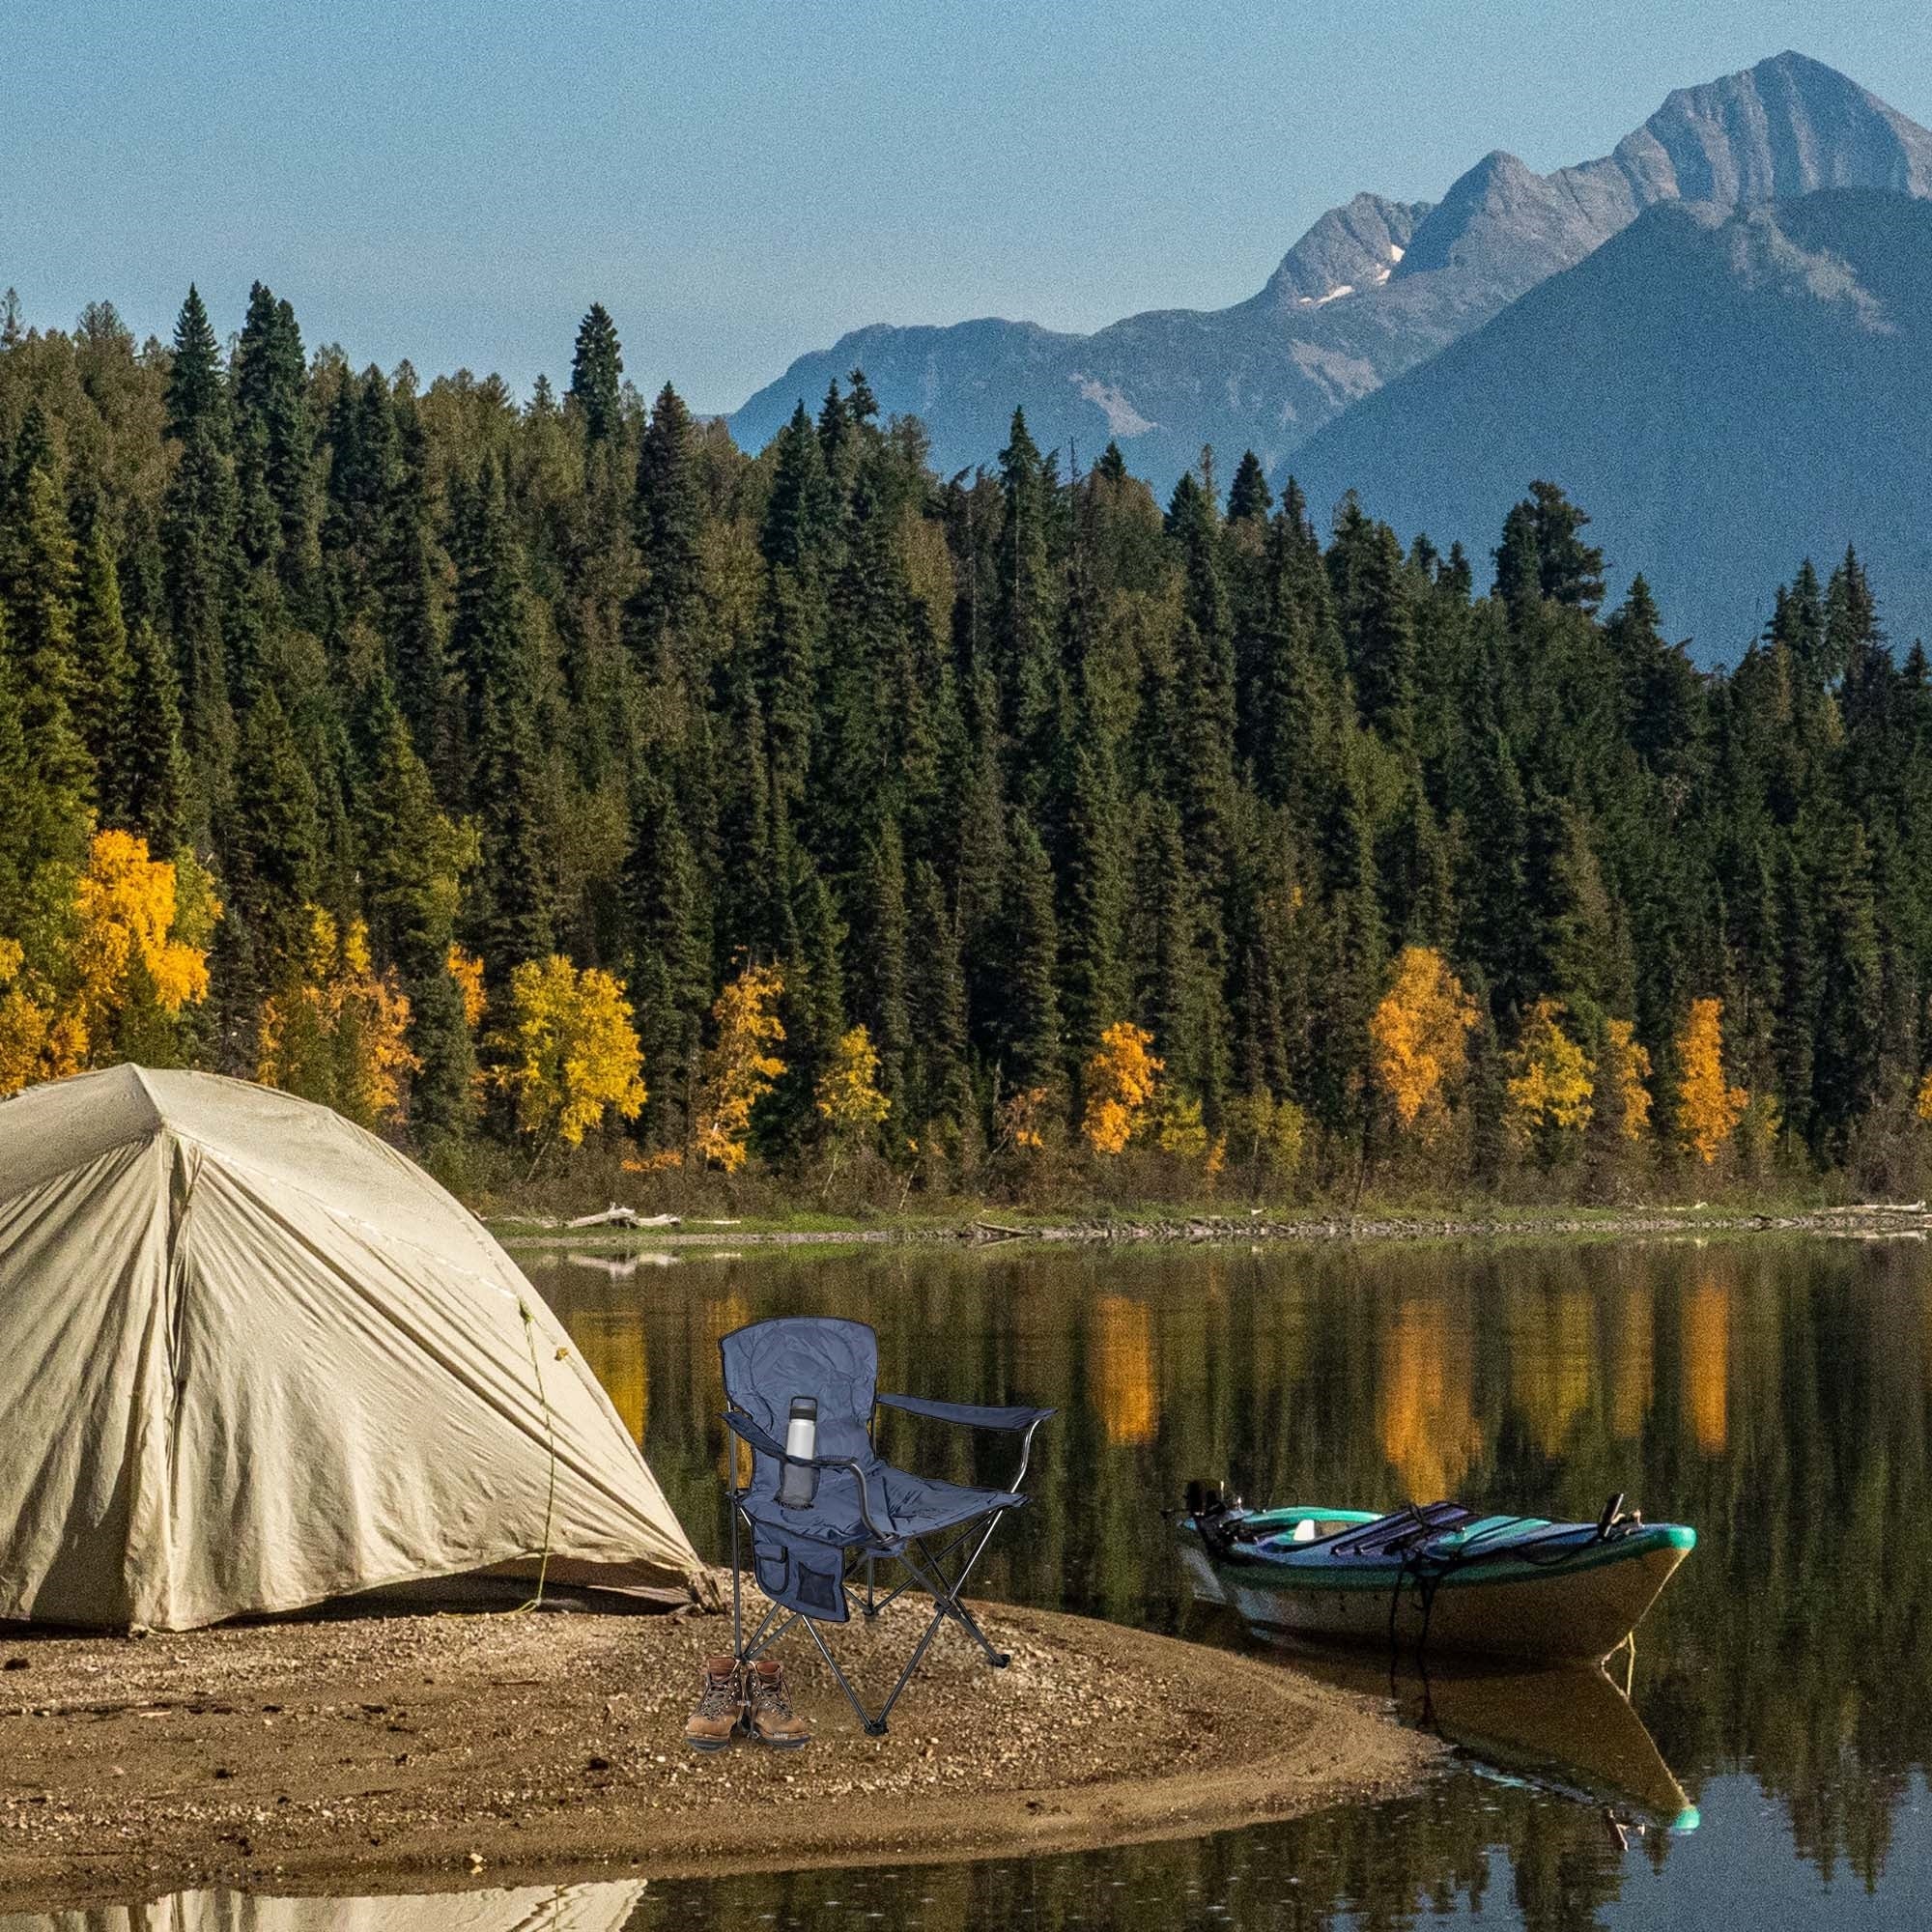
{"left": 1180, "top": 1513, "right": 1693, "bottom": 1664}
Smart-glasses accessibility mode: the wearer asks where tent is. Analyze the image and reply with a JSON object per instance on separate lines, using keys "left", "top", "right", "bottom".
{"left": 0, "top": 1065, "right": 706, "bottom": 1632}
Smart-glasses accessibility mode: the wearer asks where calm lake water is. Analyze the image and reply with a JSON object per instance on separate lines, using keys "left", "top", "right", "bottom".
{"left": 528, "top": 1236, "right": 1932, "bottom": 1931}
{"left": 33, "top": 1236, "right": 1932, "bottom": 1930}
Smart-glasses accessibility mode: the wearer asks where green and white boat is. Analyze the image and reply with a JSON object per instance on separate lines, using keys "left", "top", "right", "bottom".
{"left": 1178, "top": 1491, "right": 1695, "bottom": 1664}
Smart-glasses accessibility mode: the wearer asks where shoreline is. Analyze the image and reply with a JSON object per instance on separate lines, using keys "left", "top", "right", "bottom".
{"left": 0, "top": 1601, "right": 1436, "bottom": 1910}
{"left": 492, "top": 1203, "right": 1932, "bottom": 1252}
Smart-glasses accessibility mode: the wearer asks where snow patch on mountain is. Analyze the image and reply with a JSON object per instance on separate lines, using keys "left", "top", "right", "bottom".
{"left": 1069, "top": 374, "right": 1156, "bottom": 437}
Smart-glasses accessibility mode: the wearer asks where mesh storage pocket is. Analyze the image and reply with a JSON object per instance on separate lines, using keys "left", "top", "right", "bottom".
{"left": 753, "top": 1532, "right": 849, "bottom": 1622}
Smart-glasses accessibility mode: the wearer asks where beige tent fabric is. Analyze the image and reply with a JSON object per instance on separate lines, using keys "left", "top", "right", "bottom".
{"left": 0, "top": 1066, "right": 705, "bottom": 1631}
{"left": 0, "top": 1880, "right": 649, "bottom": 1932}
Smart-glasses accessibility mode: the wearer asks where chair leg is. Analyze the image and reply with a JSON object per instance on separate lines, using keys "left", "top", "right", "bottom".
{"left": 897, "top": 1545, "right": 1009, "bottom": 1668}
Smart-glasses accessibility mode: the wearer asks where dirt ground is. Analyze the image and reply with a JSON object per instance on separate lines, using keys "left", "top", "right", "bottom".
{"left": 0, "top": 1597, "right": 1436, "bottom": 1909}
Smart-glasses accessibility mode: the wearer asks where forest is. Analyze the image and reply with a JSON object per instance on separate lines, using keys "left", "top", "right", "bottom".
{"left": 0, "top": 284, "right": 1924, "bottom": 1207}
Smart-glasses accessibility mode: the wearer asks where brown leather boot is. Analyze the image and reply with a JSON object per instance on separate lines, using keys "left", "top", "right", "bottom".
{"left": 684, "top": 1655, "right": 744, "bottom": 1752}
{"left": 747, "top": 1658, "right": 810, "bottom": 1748}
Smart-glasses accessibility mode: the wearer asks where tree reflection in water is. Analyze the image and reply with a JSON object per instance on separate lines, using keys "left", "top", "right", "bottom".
{"left": 522, "top": 1236, "right": 1932, "bottom": 1926}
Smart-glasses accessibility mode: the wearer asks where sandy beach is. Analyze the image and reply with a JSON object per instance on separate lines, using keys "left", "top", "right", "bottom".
{"left": 0, "top": 1598, "right": 1436, "bottom": 1910}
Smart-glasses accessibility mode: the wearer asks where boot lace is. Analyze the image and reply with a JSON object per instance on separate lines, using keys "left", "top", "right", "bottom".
{"left": 753, "top": 1670, "right": 796, "bottom": 1719}
{"left": 696, "top": 1670, "right": 740, "bottom": 1720}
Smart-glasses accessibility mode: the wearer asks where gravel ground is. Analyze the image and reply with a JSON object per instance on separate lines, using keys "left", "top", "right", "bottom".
{"left": 0, "top": 1598, "right": 1435, "bottom": 1909}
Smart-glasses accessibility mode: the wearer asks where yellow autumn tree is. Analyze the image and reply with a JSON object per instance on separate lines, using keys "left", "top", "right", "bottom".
{"left": 1370, "top": 945, "right": 1477, "bottom": 1138}
{"left": 1599, "top": 1016, "right": 1653, "bottom": 1142}
{"left": 1082, "top": 1022, "right": 1162, "bottom": 1154}
{"left": 1151, "top": 1094, "right": 1209, "bottom": 1158}
{"left": 0, "top": 833, "right": 218, "bottom": 1096}
{"left": 1505, "top": 997, "right": 1594, "bottom": 1152}
{"left": 259, "top": 908, "right": 420, "bottom": 1128}
{"left": 0, "top": 938, "right": 83, "bottom": 1097}
{"left": 1918, "top": 1065, "right": 1932, "bottom": 1124}
{"left": 487, "top": 954, "right": 645, "bottom": 1165}
{"left": 1222, "top": 1090, "right": 1308, "bottom": 1190}
{"left": 447, "top": 944, "right": 487, "bottom": 1032}
{"left": 1674, "top": 997, "right": 1747, "bottom": 1166}
{"left": 695, "top": 960, "right": 785, "bottom": 1173}
{"left": 816, "top": 1024, "right": 890, "bottom": 1189}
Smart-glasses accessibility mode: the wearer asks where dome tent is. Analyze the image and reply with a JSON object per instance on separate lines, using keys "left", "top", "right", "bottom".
{"left": 0, "top": 1065, "right": 705, "bottom": 1631}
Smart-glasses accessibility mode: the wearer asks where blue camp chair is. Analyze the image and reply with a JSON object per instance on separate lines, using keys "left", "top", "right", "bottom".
{"left": 720, "top": 1316, "right": 1054, "bottom": 1735}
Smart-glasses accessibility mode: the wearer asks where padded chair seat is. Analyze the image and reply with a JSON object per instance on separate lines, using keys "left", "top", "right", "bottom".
{"left": 742, "top": 1461, "right": 1025, "bottom": 1552}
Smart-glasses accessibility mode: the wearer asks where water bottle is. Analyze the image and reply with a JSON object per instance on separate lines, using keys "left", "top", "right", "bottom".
{"left": 778, "top": 1396, "right": 818, "bottom": 1509}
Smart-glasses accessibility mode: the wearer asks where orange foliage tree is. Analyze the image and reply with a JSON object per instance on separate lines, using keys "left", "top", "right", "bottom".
{"left": 1370, "top": 945, "right": 1477, "bottom": 1138}
{"left": 1081, "top": 1022, "right": 1162, "bottom": 1154}
{"left": 258, "top": 907, "right": 419, "bottom": 1128}
{"left": 695, "top": 960, "right": 785, "bottom": 1172}
{"left": 1674, "top": 997, "right": 1747, "bottom": 1165}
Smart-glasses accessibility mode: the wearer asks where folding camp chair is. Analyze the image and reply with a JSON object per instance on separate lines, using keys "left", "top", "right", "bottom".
{"left": 720, "top": 1316, "right": 1054, "bottom": 1735}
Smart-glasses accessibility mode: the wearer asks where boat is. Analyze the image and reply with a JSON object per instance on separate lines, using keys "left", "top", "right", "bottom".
{"left": 1177, "top": 1487, "right": 1694, "bottom": 1664}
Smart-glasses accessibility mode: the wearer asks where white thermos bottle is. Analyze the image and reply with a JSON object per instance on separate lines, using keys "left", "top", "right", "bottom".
{"left": 778, "top": 1396, "right": 818, "bottom": 1508}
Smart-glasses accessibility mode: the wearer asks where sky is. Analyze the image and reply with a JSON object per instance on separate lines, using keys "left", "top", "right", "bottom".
{"left": 5, "top": 1, "right": 1932, "bottom": 415}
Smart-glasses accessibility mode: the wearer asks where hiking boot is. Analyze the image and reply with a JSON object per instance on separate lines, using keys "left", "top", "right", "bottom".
{"left": 684, "top": 1655, "right": 744, "bottom": 1752}
{"left": 747, "top": 1658, "right": 810, "bottom": 1748}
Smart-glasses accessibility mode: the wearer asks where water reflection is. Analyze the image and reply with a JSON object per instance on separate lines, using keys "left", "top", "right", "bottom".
{"left": 545, "top": 1238, "right": 1932, "bottom": 1925}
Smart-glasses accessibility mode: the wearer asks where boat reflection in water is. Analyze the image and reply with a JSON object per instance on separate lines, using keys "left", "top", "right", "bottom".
{"left": 0, "top": 1880, "right": 647, "bottom": 1932}
{"left": 1185, "top": 1587, "right": 1697, "bottom": 1835}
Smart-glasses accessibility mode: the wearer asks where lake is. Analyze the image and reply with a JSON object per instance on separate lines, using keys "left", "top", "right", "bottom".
{"left": 526, "top": 1235, "right": 1932, "bottom": 1930}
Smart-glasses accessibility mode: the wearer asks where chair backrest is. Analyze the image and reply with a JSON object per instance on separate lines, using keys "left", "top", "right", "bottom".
{"left": 720, "top": 1318, "right": 880, "bottom": 1472}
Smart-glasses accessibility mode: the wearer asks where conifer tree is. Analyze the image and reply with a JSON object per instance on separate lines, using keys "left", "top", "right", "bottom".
{"left": 118, "top": 619, "right": 192, "bottom": 856}
{"left": 568, "top": 304, "right": 625, "bottom": 444}
{"left": 0, "top": 461, "right": 93, "bottom": 832}
{"left": 164, "top": 285, "right": 226, "bottom": 443}
{"left": 998, "top": 812, "right": 1062, "bottom": 1094}
{"left": 71, "top": 511, "right": 132, "bottom": 794}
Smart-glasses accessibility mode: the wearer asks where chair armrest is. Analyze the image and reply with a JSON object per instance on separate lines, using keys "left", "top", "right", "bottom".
{"left": 720, "top": 1410, "right": 895, "bottom": 1543}
{"left": 877, "top": 1393, "right": 1057, "bottom": 1433}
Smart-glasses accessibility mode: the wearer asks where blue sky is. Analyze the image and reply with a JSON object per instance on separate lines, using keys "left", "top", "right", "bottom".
{"left": 5, "top": 1, "right": 1930, "bottom": 412}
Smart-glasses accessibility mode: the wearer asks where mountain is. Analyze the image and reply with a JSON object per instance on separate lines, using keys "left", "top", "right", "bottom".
{"left": 1293, "top": 188, "right": 1932, "bottom": 658}
{"left": 727, "top": 53, "right": 1932, "bottom": 488}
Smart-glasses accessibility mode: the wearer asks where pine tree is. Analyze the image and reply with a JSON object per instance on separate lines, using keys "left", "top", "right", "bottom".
{"left": 232, "top": 283, "right": 316, "bottom": 604}
{"left": 568, "top": 304, "right": 625, "bottom": 444}
{"left": 449, "top": 465, "right": 554, "bottom": 970}
{"left": 624, "top": 768, "right": 710, "bottom": 1150}
{"left": 849, "top": 817, "right": 911, "bottom": 1116}
{"left": 1227, "top": 449, "right": 1273, "bottom": 526}
{"left": 994, "top": 408, "right": 1060, "bottom": 778}
{"left": 998, "top": 812, "right": 1062, "bottom": 1094}
{"left": 164, "top": 285, "right": 226, "bottom": 443}
{"left": 0, "top": 461, "right": 93, "bottom": 832}
{"left": 118, "top": 619, "right": 192, "bottom": 856}
{"left": 906, "top": 856, "right": 970, "bottom": 1135}
{"left": 71, "top": 510, "right": 132, "bottom": 796}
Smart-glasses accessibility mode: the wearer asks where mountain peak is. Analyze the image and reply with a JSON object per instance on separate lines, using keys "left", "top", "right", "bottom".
{"left": 1259, "top": 191, "right": 1430, "bottom": 309}
{"left": 1618, "top": 48, "right": 1932, "bottom": 204}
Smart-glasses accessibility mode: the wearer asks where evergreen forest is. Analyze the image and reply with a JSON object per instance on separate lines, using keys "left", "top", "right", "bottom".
{"left": 0, "top": 285, "right": 1925, "bottom": 1206}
